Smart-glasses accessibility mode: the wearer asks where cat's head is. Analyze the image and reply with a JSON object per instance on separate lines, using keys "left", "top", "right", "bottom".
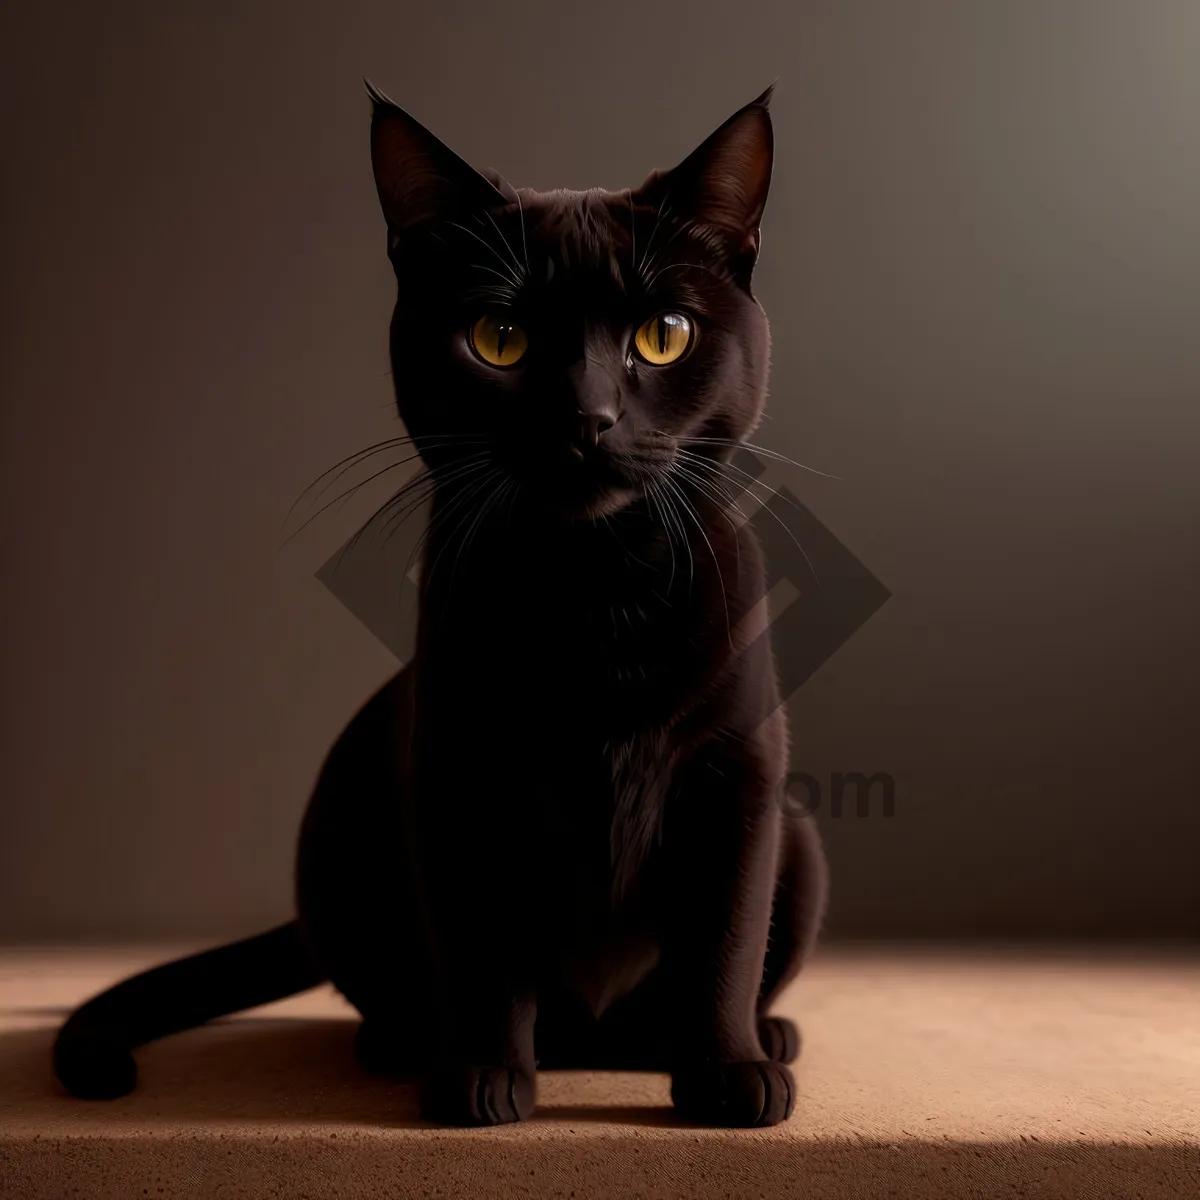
{"left": 369, "top": 85, "right": 775, "bottom": 521}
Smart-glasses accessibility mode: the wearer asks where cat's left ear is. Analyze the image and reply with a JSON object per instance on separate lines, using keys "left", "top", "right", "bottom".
{"left": 366, "top": 81, "right": 513, "bottom": 255}
{"left": 633, "top": 86, "right": 774, "bottom": 287}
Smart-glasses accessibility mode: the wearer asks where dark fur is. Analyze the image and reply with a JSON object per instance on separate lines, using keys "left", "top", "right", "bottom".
{"left": 53, "top": 85, "right": 828, "bottom": 1128}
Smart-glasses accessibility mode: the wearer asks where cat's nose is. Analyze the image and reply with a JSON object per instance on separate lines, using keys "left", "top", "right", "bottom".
{"left": 577, "top": 407, "right": 620, "bottom": 446}
{"left": 568, "top": 358, "right": 623, "bottom": 447}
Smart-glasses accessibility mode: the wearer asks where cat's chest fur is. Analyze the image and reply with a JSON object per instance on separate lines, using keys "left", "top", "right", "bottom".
{"left": 438, "top": 523, "right": 697, "bottom": 715}
{"left": 534, "top": 733, "right": 671, "bottom": 1016}
{"left": 416, "top": 517, "right": 716, "bottom": 935}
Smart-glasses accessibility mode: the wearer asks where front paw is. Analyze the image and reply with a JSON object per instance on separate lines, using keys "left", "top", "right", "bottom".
{"left": 421, "top": 1064, "right": 536, "bottom": 1127}
{"left": 671, "top": 1059, "right": 796, "bottom": 1127}
{"left": 758, "top": 1015, "right": 801, "bottom": 1064}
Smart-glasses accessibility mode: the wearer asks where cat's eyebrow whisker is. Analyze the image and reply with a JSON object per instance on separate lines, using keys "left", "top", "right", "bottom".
{"left": 514, "top": 191, "right": 532, "bottom": 276}
{"left": 467, "top": 261, "right": 521, "bottom": 289}
{"left": 463, "top": 288, "right": 519, "bottom": 308}
{"left": 445, "top": 220, "right": 523, "bottom": 288}
{"left": 643, "top": 260, "right": 725, "bottom": 290}
{"left": 639, "top": 213, "right": 697, "bottom": 285}
{"left": 636, "top": 197, "right": 672, "bottom": 280}
{"left": 626, "top": 189, "right": 637, "bottom": 279}
{"left": 481, "top": 209, "right": 528, "bottom": 285}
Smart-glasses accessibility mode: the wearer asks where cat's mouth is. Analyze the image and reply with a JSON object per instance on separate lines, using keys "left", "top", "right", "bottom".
{"left": 481, "top": 435, "right": 680, "bottom": 523}
{"left": 549, "top": 452, "right": 643, "bottom": 520}
{"left": 502, "top": 440, "right": 650, "bottom": 521}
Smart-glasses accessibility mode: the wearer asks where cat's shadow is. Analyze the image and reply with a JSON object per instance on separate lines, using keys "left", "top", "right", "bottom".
{"left": 0, "top": 1016, "right": 676, "bottom": 1130}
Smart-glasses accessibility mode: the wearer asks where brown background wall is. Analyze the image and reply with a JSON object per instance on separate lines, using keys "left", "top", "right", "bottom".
{"left": 1, "top": 1, "right": 1198, "bottom": 941}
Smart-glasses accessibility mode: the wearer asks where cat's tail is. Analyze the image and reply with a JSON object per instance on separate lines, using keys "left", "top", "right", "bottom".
{"left": 53, "top": 921, "right": 327, "bottom": 1099}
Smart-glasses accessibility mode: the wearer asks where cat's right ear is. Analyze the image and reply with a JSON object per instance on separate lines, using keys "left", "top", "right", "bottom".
{"left": 632, "top": 87, "right": 775, "bottom": 289}
{"left": 366, "top": 82, "right": 511, "bottom": 251}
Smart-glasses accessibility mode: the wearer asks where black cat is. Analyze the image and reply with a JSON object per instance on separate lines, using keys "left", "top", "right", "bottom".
{"left": 53, "top": 84, "right": 828, "bottom": 1129}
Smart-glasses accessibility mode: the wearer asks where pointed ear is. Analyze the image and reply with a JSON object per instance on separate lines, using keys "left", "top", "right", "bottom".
{"left": 366, "top": 81, "right": 511, "bottom": 250}
{"left": 634, "top": 86, "right": 775, "bottom": 282}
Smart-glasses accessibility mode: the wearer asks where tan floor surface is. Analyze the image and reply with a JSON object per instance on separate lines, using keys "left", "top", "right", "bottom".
{"left": 1, "top": 944, "right": 1197, "bottom": 1198}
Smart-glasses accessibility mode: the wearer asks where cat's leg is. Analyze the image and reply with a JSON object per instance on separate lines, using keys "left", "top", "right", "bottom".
{"left": 756, "top": 810, "right": 828, "bottom": 1065}
{"left": 420, "top": 981, "right": 538, "bottom": 1127}
{"left": 321, "top": 926, "right": 439, "bottom": 1078}
{"left": 542, "top": 750, "right": 819, "bottom": 1083}
{"left": 539, "top": 965, "right": 808, "bottom": 1070}
{"left": 409, "top": 794, "right": 540, "bottom": 1125}
{"left": 356, "top": 986, "right": 536, "bottom": 1124}
{"left": 331, "top": 895, "right": 535, "bottom": 1114}
{"left": 407, "top": 885, "right": 539, "bottom": 1126}
{"left": 656, "top": 732, "right": 798, "bottom": 1127}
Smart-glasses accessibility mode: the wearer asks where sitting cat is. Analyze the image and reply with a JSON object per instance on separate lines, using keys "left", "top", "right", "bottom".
{"left": 53, "top": 83, "right": 827, "bottom": 1129}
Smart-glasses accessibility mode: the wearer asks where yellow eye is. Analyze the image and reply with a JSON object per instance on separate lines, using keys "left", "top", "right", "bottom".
{"left": 634, "top": 312, "right": 693, "bottom": 365}
{"left": 470, "top": 314, "right": 528, "bottom": 367}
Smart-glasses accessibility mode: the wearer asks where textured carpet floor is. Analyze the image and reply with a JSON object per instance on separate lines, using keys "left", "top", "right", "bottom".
{"left": 0, "top": 945, "right": 1197, "bottom": 1198}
